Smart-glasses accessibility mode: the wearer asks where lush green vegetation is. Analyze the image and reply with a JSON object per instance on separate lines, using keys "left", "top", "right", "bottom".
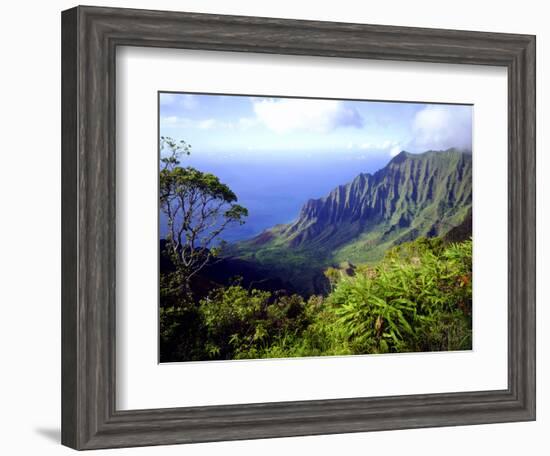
{"left": 159, "top": 138, "right": 472, "bottom": 362}
{"left": 160, "top": 237, "right": 472, "bottom": 362}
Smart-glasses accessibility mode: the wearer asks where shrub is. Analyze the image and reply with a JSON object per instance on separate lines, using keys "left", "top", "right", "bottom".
{"left": 160, "top": 237, "right": 472, "bottom": 361}
{"left": 198, "top": 286, "right": 311, "bottom": 359}
{"left": 159, "top": 305, "right": 207, "bottom": 362}
{"left": 329, "top": 237, "right": 472, "bottom": 354}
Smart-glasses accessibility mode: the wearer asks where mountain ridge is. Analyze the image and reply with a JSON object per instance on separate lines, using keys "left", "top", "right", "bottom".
{"left": 224, "top": 148, "right": 472, "bottom": 294}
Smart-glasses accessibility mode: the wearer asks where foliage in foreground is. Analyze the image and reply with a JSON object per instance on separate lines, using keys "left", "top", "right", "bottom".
{"left": 160, "top": 237, "right": 472, "bottom": 362}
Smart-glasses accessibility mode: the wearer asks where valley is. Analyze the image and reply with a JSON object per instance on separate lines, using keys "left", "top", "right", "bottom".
{"left": 217, "top": 149, "right": 472, "bottom": 295}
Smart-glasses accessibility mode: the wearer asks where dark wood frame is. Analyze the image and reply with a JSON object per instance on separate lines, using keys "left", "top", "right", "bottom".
{"left": 61, "top": 5, "right": 536, "bottom": 450}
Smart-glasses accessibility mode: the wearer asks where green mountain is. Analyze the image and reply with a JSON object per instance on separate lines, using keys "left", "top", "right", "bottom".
{"left": 225, "top": 149, "right": 472, "bottom": 295}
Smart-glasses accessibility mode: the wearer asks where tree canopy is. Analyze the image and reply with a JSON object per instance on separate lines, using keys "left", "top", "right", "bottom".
{"left": 159, "top": 136, "right": 248, "bottom": 291}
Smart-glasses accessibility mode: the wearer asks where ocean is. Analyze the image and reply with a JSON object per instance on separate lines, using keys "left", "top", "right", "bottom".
{"left": 159, "top": 151, "right": 390, "bottom": 244}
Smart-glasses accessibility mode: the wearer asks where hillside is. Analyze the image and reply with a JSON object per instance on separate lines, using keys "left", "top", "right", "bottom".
{"left": 223, "top": 149, "right": 472, "bottom": 295}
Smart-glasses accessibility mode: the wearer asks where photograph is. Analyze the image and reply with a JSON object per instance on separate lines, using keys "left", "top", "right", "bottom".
{"left": 158, "top": 93, "right": 473, "bottom": 363}
{"left": 48, "top": 3, "right": 536, "bottom": 452}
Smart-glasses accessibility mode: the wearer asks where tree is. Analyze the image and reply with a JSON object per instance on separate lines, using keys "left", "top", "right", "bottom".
{"left": 160, "top": 136, "right": 248, "bottom": 295}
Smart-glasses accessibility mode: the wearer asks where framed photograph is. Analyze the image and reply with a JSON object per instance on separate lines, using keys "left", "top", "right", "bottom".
{"left": 61, "top": 5, "right": 536, "bottom": 450}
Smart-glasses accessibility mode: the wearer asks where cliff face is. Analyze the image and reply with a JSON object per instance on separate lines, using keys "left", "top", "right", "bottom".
{"left": 228, "top": 149, "right": 472, "bottom": 295}
{"left": 277, "top": 149, "right": 472, "bottom": 249}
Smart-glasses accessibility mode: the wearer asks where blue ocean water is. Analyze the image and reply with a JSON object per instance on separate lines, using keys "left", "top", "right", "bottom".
{"left": 159, "top": 152, "right": 389, "bottom": 244}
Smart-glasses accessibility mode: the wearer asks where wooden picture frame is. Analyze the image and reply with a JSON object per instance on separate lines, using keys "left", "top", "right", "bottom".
{"left": 61, "top": 5, "right": 536, "bottom": 450}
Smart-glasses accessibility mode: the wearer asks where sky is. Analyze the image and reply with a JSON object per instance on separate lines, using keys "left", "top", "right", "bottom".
{"left": 159, "top": 92, "right": 472, "bottom": 162}
{"left": 158, "top": 93, "right": 472, "bottom": 243}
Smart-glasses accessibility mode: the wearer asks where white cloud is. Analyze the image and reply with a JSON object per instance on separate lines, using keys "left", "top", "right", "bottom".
{"left": 160, "top": 116, "right": 192, "bottom": 127}
{"left": 238, "top": 117, "right": 259, "bottom": 130}
{"left": 348, "top": 139, "right": 403, "bottom": 156}
{"left": 160, "top": 116, "right": 237, "bottom": 131}
{"left": 346, "top": 105, "right": 470, "bottom": 158}
{"left": 389, "top": 145, "right": 402, "bottom": 157}
{"left": 411, "top": 105, "right": 472, "bottom": 151}
{"left": 197, "top": 119, "right": 216, "bottom": 130}
{"left": 252, "top": 98, "right": 363, "bottom": 134}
